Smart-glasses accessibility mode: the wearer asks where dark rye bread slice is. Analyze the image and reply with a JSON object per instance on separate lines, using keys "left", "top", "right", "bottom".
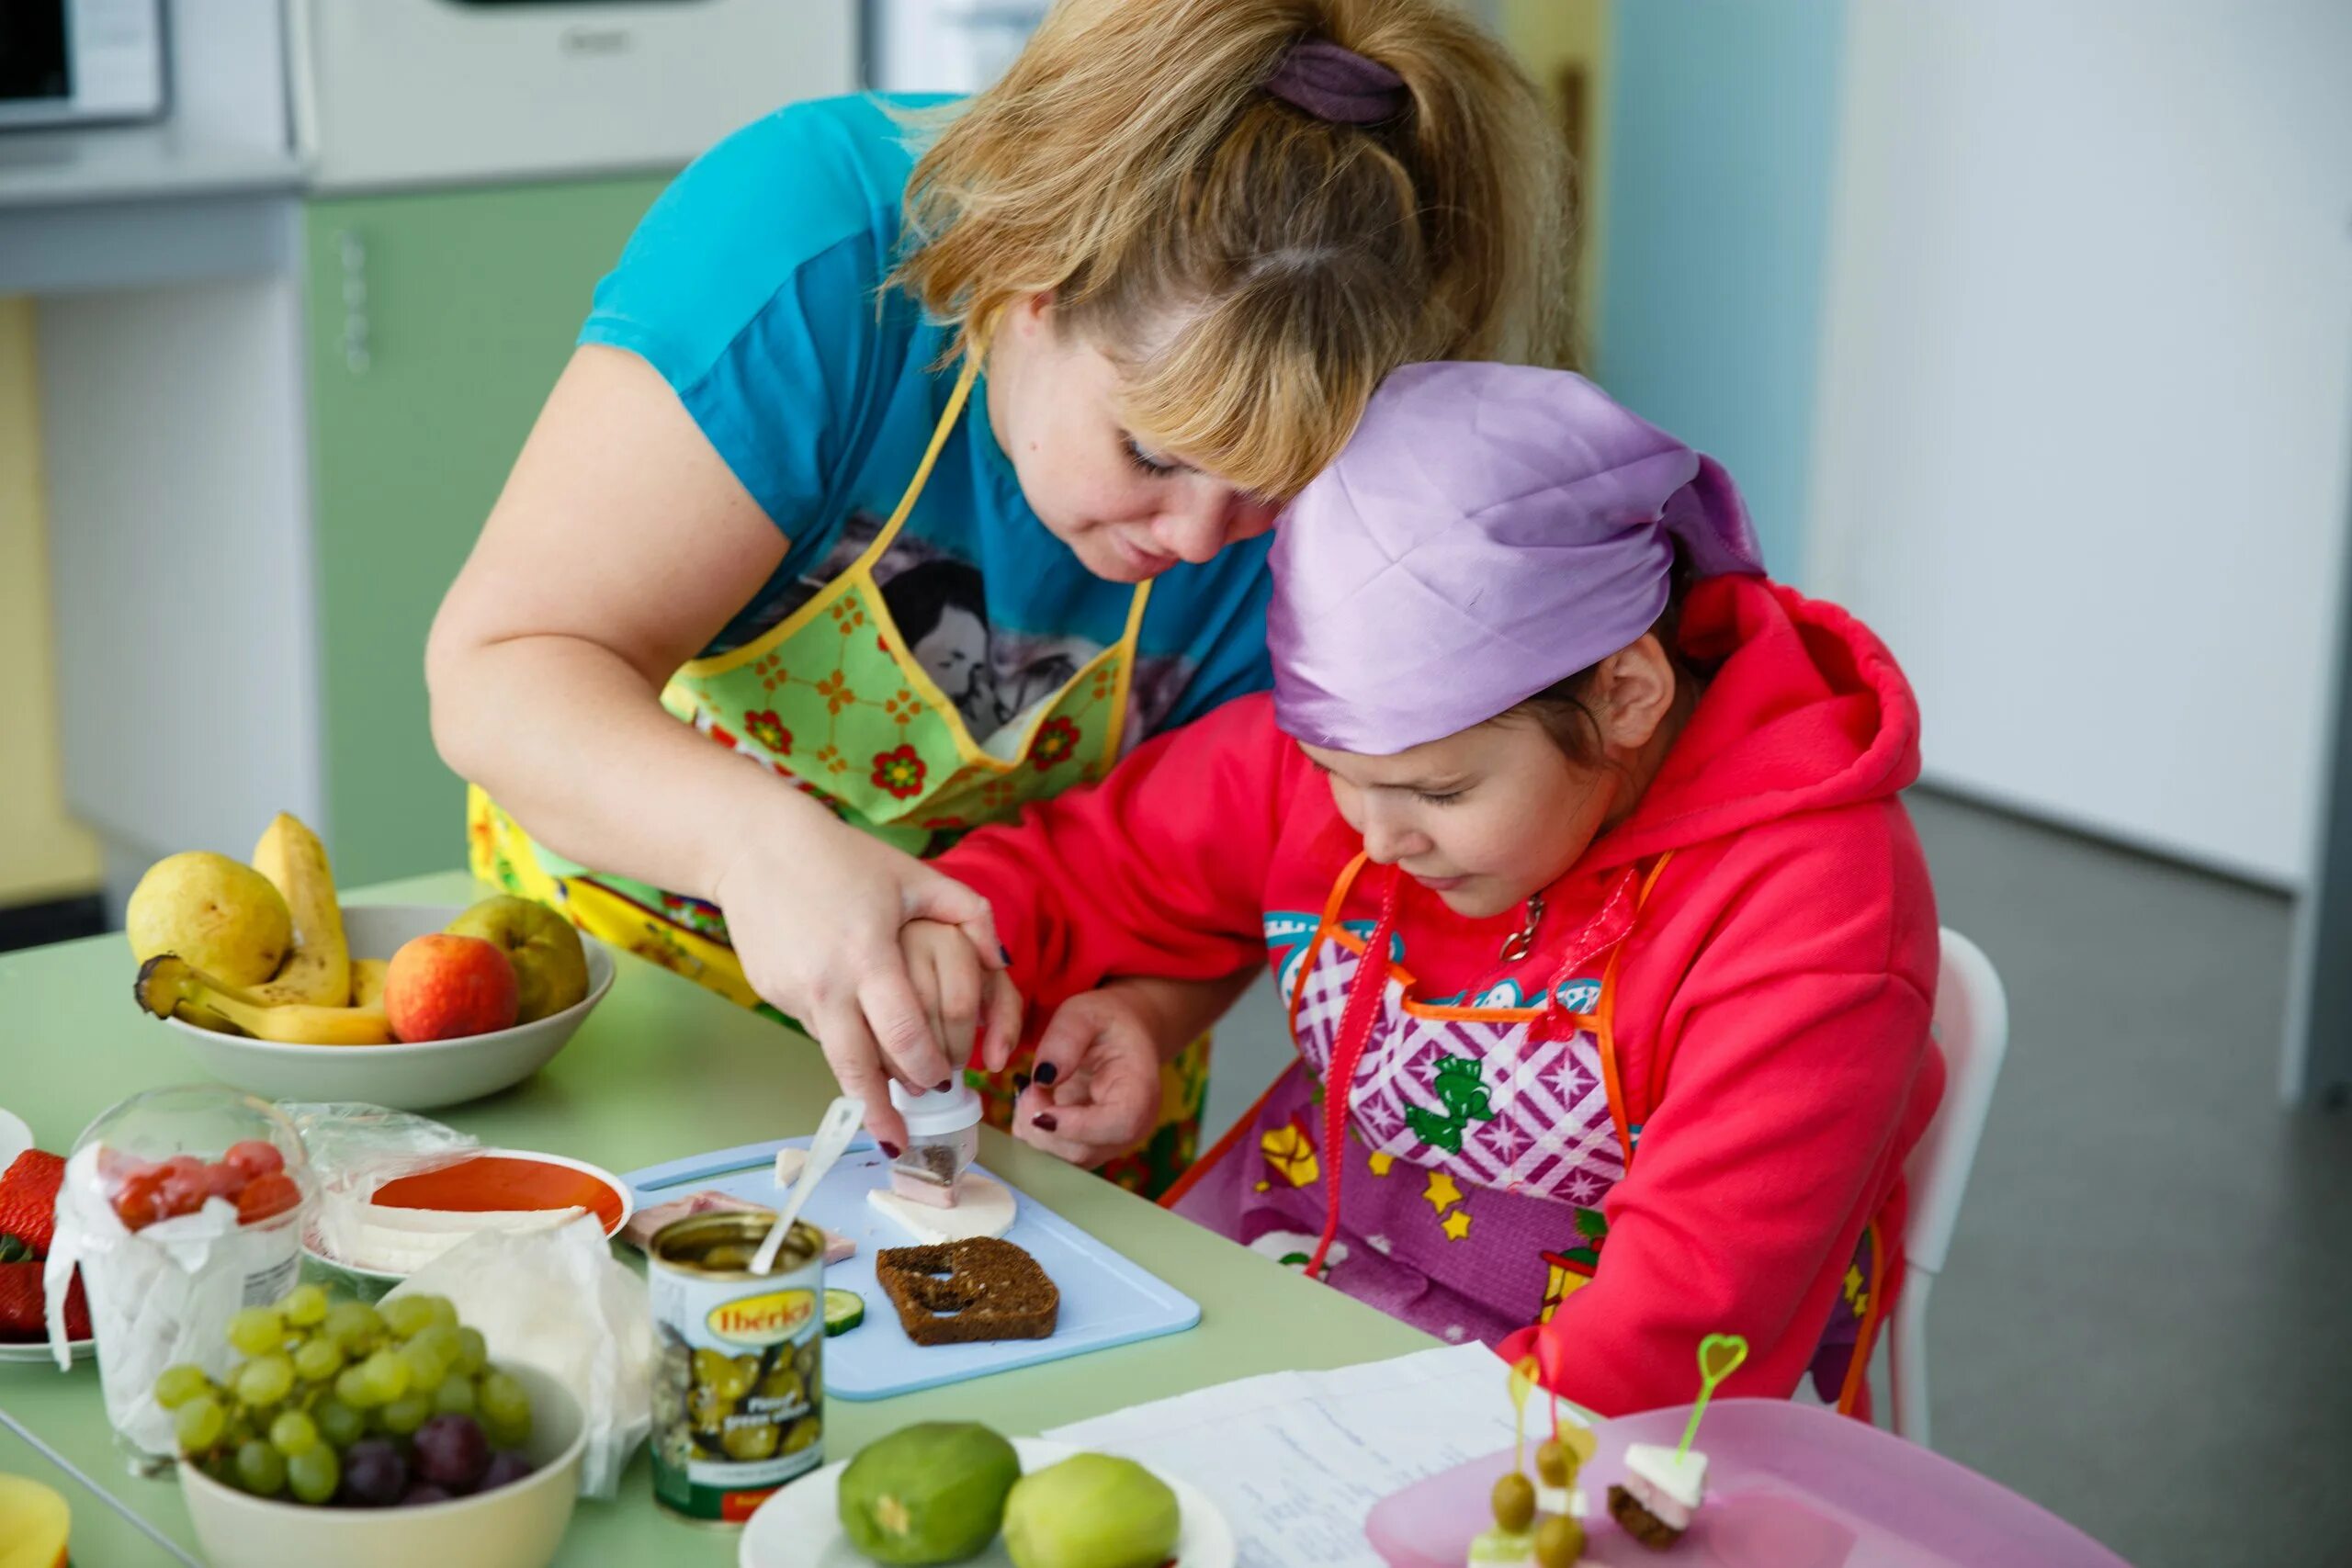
{"left": 1607, "top": 1484, "right": 1683, "bottom": 1551}
{"left": 875, "top": 1236, "right": 1060, "bottom": 1346}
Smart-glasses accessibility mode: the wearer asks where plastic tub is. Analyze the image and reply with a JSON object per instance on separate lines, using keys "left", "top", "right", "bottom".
{"left": 1365, "top": 1398, "right": 2129, "bottom": 1568}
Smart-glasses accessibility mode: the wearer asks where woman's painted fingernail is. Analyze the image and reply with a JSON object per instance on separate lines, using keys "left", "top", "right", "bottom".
{"left": 879, "top": 1141, "right": 902, "bottom": 1159}
{"left": 1034, "top": 1062, "right": 1058, "bottom": 1086}
{"left": 1013, "top": 1073, "right": 1031, "bottom": 1094}
{"left": 1033, "top": 1113, "right": 1058, "bottom": 1133}
{"left": 1000, "top": 945, "right": 1012, "bottom": 964}
{"left": 935, "top": 1079, "right": 954, "bottom": 1093}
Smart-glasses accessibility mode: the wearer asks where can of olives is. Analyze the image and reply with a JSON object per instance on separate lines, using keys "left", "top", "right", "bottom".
{"left": 648, "top": 1209, "right": 826, "bottom": 1524}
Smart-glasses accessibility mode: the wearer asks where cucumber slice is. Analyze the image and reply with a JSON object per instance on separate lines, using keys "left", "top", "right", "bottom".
{"left": 823, "top": 1288, "right": 865, "bottom": 1337}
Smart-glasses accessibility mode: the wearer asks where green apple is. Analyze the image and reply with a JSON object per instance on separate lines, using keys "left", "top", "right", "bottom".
{"left": 445, "top": 896, "right": 589, "bottom": 1022}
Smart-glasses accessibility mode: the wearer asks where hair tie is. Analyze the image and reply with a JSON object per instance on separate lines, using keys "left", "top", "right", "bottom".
{"left": 1262, "top": 37, "right": 1408, "bottom": 126}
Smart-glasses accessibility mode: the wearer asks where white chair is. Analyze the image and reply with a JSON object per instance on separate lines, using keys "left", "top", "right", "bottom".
{"left": 1886, "top": 928, "right": 2009, "bottom": 1450}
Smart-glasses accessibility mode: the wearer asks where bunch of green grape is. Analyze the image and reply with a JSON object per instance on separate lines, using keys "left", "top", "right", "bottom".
{"left": 153, "top": 1284, "right": 536, "bottom": 1507}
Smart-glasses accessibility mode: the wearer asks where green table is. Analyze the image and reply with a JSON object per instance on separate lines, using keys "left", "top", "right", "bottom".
{"left": 0, "top": 872, "right": 1430, "bottom": 1564}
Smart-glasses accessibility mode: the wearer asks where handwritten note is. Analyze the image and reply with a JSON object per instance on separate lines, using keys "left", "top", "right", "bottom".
{"left": 1046, "top": 1343, "right": 1522, "bottom": 1567}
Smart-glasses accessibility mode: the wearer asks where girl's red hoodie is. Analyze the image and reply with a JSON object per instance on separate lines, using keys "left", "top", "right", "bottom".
{"left": 937, "top": 575, "right": 1945, "bottom": 1414}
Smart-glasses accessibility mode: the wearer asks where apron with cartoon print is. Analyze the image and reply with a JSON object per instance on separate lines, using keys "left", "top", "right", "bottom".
{"left": 1168, "top": 852, "right": 1887, "bottom": 1411}
{"left": 468, "top": 355, "right": 1209, "bottom": 1197}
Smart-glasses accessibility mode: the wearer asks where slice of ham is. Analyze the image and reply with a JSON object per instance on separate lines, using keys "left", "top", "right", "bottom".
{"left": 618, "top": 1189, "right": 855, "bottom": 1264}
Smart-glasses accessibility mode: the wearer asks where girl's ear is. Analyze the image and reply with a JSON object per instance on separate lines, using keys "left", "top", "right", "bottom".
{"left": 1596, "top": 634, "right": 1679, "bottom": 750}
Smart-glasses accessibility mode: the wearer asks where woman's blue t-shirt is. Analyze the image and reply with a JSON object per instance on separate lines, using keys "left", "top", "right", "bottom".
{"left": 579, "top": 93, "right": 1274, "bottom": 745}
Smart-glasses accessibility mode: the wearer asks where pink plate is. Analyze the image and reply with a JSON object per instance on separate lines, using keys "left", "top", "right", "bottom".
{"left": 1365, "top": 1399, "right": 2127, "bottom": 1568}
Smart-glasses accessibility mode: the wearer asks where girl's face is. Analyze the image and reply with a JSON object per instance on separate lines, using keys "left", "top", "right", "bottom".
{"left": 1302, "top": 637, "right": 1684, "bottom": 920}
{"left": 1306, "top": 723, "right": 1616, "bottom": 920}
{"left": 986, "top": 294, "right": 1280, "bottom": 584}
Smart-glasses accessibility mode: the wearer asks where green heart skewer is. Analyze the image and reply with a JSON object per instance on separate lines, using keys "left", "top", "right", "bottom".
{"left": 1677, "top": 1333, "right": 1749, "bottom": 1461}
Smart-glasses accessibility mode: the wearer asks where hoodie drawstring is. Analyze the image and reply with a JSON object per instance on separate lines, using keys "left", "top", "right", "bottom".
{"left": 1305, "top": 864, "right": 1406, "bottom": 1280}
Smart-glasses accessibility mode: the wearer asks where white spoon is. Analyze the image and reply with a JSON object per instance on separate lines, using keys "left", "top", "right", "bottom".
{"left": 751, "top": 1095, "right": 865, "bottom": 1276}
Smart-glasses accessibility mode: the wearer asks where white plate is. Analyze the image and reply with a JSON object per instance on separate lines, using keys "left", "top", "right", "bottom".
{"left": 740, "top": 1437, "right": 1235, "bottom": 1568}
{"left": 0, "top": 1337, "right": 93, "bottom": 1364}
{"left": 304, "top": 1146, "right": 638, "bottom": 1285}
{"left": 0, "top": 1109, "right": 86, "bottom": 1361}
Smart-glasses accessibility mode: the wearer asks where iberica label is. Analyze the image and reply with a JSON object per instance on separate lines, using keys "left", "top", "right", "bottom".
{"left": 707, "top": 1288, "right": 816, "bottom": 1347}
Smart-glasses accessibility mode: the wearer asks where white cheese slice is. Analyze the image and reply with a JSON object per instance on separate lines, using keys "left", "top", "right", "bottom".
{"left": 774, "top": 1148, "right": 807, "bottom": 1189}
{"left": 343, "top": 1205, "right": 585, "bottom": 1275}
{"left": 1535, "top": 1483, "right": 1587, "bottom": 1519}
{"left": 865, "top": 1172, "right": 1016, "bottom": 1243}
{"left": 1622, "top": 1443, "right": 1707, "bottom": 1530}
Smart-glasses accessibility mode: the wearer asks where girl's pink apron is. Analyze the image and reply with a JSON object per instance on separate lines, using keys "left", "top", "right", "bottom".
{"left": 1166, "top": 852, "right": 1888, "bottom": 1414}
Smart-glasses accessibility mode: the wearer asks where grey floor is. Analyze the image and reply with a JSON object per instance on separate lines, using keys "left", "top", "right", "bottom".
{"left": 1203, "top": 788, "right": 2352, "bottom": 1568}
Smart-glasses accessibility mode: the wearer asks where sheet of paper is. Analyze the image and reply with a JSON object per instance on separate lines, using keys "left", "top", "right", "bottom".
{"left": 1045, "top": 1343, "right": 1525, "bottom": 1567}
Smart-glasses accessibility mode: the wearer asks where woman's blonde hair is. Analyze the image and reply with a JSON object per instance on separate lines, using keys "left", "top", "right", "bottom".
{"left": 892, "top": 0, "right": 1573, "bottom": 500}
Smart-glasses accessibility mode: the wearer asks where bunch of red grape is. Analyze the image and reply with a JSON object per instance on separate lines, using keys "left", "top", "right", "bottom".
{"left": 155, "top": 1284, "right": 536, "bottom": 1507}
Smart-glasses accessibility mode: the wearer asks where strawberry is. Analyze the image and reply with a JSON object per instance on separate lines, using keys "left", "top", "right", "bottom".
{"left": 0, "top": 1148, "right": 65, "bottom": 1258}
{"left": 235, "top": 1171, "right": 300, "bottom": 1225}
{"left": 0, "top": 1259, "right": 92, "bottom": 1342}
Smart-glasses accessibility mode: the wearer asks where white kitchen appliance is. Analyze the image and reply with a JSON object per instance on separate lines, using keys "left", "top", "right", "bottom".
{"left": 290, "top": 0, "right": 860, "bottom": 191}
{"left": 0, "top": 0, "right": 165, "bottom": 131}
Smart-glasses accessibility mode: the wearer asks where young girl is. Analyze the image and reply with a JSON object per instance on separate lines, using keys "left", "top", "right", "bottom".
{"left": 915, "top": 363, "right": 1944, "bottom": 1413}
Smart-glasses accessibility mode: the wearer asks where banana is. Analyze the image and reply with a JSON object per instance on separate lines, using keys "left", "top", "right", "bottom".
{"left": 249, "top": 813, "right": 349, "bottom": 1006}
{"left": 350, "top": 957, "right": 390, "bottom": 1009}
{"left": 136, "top": 953, "right": 393, "bottom": 1046}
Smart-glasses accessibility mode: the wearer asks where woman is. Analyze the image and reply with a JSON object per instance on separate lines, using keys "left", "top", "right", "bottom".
{"left": 426, "top": 0, "right": 1572, "bottom": 1192}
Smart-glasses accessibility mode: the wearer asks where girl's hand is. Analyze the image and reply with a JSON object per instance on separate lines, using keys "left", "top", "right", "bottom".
{"left": 899, "top": 919, "right": 1024, "bottom": 1089}
{"left": 1014, "top": 987, "right": 1166, "bottom": 1168}
{"left": 712, "top": 818, "right": 1003, "bottom": 1153}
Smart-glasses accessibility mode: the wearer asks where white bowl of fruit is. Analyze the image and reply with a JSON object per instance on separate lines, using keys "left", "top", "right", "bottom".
{"left": 123, "top": 815, "right": 615, "bottom": 1110}
{"left": 166, "top": 1285, "right": 585, "bottom": 1568}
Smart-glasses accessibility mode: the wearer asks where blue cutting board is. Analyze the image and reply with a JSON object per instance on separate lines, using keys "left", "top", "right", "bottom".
{"left": 623, "top": 1138, "right": 1201, "bottom": 1401}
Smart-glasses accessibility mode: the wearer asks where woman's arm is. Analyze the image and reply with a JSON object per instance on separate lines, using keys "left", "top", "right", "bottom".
{"left": 427, "top": 345, "right": 998, "bottom": 1145}
{"left": 935, "top": 694, "right": 1292, "bottom": 1008}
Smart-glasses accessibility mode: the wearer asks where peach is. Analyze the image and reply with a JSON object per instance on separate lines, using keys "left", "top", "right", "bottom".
{"left": 384, "top": 933, "right": 519, "bottom": 1043}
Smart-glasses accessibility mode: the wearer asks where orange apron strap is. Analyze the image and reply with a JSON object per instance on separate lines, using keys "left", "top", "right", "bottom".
{"left": 1591, "top": 932, "right": 1640, "bottom": 1167}
{"left": 1286, "top": 852, "right": 1374, "bottom": 1036}
{"left": 1158, "top": 1066, "right": 1287, "bottom": 1211}
{"left": 1837, "top": 1218, "right": 1891, "bottom": 1416}
{"left": 1589, "top": 852, "right": 1675, "bottom": 1165}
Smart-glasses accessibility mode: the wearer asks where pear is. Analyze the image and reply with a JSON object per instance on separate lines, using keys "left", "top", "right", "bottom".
{"left": 126, "top": 852, "right": 292, "bottom": 987}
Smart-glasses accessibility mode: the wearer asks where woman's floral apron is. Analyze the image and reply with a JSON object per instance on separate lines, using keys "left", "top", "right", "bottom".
{"left": 1168, "top": 852, "right": 1886, "bottom": 1409}
{"left": 468, "top": 355, "right": 1209, "bottom": 1196}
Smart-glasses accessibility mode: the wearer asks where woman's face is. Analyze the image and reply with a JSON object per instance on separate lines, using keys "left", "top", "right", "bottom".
{"left": 986, "top": 294, "right": 1280, "bottom": 583}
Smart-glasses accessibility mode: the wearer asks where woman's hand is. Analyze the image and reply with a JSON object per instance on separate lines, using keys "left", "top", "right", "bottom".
{"left": 713, "top": 823, "right": 1004, "bottom": 1153}
{"left": 1012, "top": 986, "right": 1170, "bottom": 1168}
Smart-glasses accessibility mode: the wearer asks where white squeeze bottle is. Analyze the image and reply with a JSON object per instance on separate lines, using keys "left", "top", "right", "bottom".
{"left": 887, "top": 1080, "right": 981, "bottom": 1208}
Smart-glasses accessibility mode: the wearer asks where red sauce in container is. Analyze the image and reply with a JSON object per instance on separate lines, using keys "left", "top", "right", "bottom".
{"left": 371, "top": 1154, "right": 627, "bottom": 1232}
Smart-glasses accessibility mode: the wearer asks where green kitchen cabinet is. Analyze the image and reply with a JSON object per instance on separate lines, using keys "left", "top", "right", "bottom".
{"left": 300, "top": 176, "right": 669, "bottom": 886}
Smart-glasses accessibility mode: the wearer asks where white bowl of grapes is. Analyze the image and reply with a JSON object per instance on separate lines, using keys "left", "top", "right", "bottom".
{"left": 164, "top": 1284, "right": 586, "bottom": 1568}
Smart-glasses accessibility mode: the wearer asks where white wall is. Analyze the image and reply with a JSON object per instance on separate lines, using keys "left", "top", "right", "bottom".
{"left": 1807, "top": 0, "right": 2352, "bottom": 886}
{"left": 39, "top": 272, "right": 326, "bottom": 908}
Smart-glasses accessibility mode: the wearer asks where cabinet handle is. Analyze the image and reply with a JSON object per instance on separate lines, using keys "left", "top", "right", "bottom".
{"left": 336, "top": 230, "right": 371, "bottom": 376}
